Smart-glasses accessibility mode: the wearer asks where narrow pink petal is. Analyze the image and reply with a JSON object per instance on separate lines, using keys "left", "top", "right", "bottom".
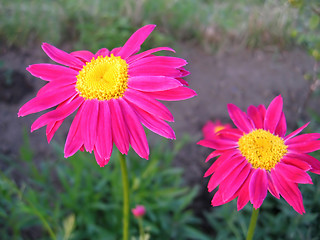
{"left": 109, "top": 99, "right": 129, "bottom": 154}
{"left": 80, "top": 100, "right": 99, "bottom": 153}
{"left": 271, "top": 169, "right": 305, "bottom": 214}
{"left": 275, "top": 112, "right": 287, "bottom": 137}
{"left": 128, "top": 76, "right": 182, "bottom": 92}
{"left": 211, "top": 189, "right": 236, "bottom": 207}
{"left": 220, "top": 162, "right": 251, "bottom": 201}
{"left": 144, "top": 86, "right": 197, "bottom": 101}
{"left": 287, "top": 153, "right": 320, "bottom": 174}
{"left": 95, "top": 101, "right": 113, "bottom": 161}
{"left": 267, "top": 171, "right": 280, "bottom": 199}
{"left": 227, "top": 104, "right": 253, "bottom": 133}
{"left": 95, "top": 48, "right": 110, "bottom": 58}
{"left": 42, "top": 43, "right": 84, "bottom": 69}
{"left": 94, "top": 149, "right": 110, "bottom": 167}
{"left": 64, "top": 105, "right": 84, "bottom": 158}
{"left": 288, "top": 140, "right": 320, "bottom": 153}
{"left": 27, "top": 64, "right": 78, "bottom": 81}
{"left": 247, "top": 105, "right": 263, "bottom": 129}
{"left": 207, "top": 155, "right": 245, "bottom": 192}
{"left": 205, "top": 150, "right": 224, "bottom": 163}
{"left": 176, "top": 77, "right": 189, "bottom": 86}
{"left": 120, "top": 99, "right": 149, "bottom": 159}
{"left": 127, "top": 47, "right": 175, "bottom": 64}
{"left": 117, "top": 25, "right": 156, "bottom": 59}
{"left": 31, "top": 95, "right": 83, "bottom": 131}
{"left": 281, "top": 155, "right": 311, "bottom": 171}
{"left": 130, "top": 56, "right": 187, "bottom": 68}
{"left": 111, "top": 47, "right": 122, "bottom": 55}
{"left": 124, "top": 89, "right": 174, "bottom": 122}
{"left": 46, "top": 119, "right": 63, "bottom": 143}
{"left": 204, "top": 150, "right": 237, "bottom": 177}
{"left": 275, "top": 162, "right": 312, "bottom": 184}
{"left": 197, "top": 139, "right": 238, "bottom": 150}
{"left": 264, "top": 95, "right": 283, "bottom": 133}
{"left": 128, "top": 102, "right": 175, "bottom": 139}
{"left": 284, "top": 122, "right": 309, "bottom": 141}
{"left": 249, "top": 169, "right": 268, "bottom": 209}
{"left": 129, "top": 65, "right": 182, "bottom": 78}
{"left": 285, "top": 133, "right": 320, "bottom": 145}
{"left": 70, "top": 50, "right": 94, "bottom": 62}
{"left": 18, "top": 85, "right": 76, "bottom": 117}
{"left": 217, "top": 129, "right": 243, "bottom": 142}
{"left": 237, "top": 170, "right": 253, "bottom": 211}
{"left": 36, "top": 78, "right": 76, "bottom": 97}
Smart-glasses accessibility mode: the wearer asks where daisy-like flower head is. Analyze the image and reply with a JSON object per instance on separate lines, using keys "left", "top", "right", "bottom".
{"left": 198, "top": 95, "right": 320, "bottom": 214}
{"left": 202, "top": 120, "right": 232, "bottom": 140}
{"left": 132, "top": 205, "right": 146, "bottom": 218}
{"left": 18, "top": 25, "right": 196, "bottom": 167}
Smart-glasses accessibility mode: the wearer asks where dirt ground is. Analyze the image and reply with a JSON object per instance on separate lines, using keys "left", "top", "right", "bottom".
{"left": 0, "top": 43, "right": 316, "bottom": 191}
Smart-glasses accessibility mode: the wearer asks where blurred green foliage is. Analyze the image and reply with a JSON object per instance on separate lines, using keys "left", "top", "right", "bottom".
{"left": 0, "top": 0, "right": 295, "bottom": 52}
{"left": 0, "top": 133, "right": 210, "bottom": 240}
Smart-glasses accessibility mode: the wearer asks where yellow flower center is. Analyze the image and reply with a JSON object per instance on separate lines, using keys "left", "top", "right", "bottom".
{"left": 238, "top": 129, "right": 287, "bottom": 171}
{"left": 76, "top": 54, "right": 128, "bottom": 100}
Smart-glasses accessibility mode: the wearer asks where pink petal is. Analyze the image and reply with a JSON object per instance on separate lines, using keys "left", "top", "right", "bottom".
{"left": 128, "top": 102, "right": 175, "bottom": 139}
{"left": 94, "top": 149, "right": 110, "bottom": 167}
{"left": 18, "top": 85, "right": 76, "bottom": 117}
{"left": 95, "top": 101, "right": 113, "bottom": 161}
{"left": 130, "top": 56, "right": 187, "bottom": 68}
{"left": 144, "top": 86, "right": 197, "bottom": 101}
{"left": 111, "top": 47, "right": 122, "bottom": 55}
{"left": 127, "top": 47, "right": 175, "bottom": 64}
{"left": 70, "top": 50, "right": 95, "bottom": 62}
{"left": 31, "top": 95, "right": 83, "bottom": 131}
{"left": 27, "top": 64, "right": 78, "bottom": 81}
{"left": 247, "top": 105, "right": 263, "bottom": 129}
{"left": 271, "top": 169, "right": 305, "bottom": 214}
{"left": 264, "top": 95, "right": 283, "bottom": 133}
{"left": 288, "top": 140, "right": 320, "bottom": 153}
{"left": 129, "top": 65, "right": 182, "bottom": 78}
{"left": 281, "top": 155, "right": 311, "bottom": 171}
{"left": 285, "top": 133, "right": 320, "bottom": 145}
{"left": 207, "top": 155, "right": 245, "bottom": 192}
{"left": 275, "top": 162, "right": 312, "bottom": 184}
{"left": 275, "top": 112, "right": 287, "bottom": 137}
{"left": 249, "top": 169, "right": 268, "bottom": 209}
{"left": 284, "top": 122, "right": 309, "bottom": 141}
{"left": 124, "top": 89, "right": 174, "bottom": 122}
{"left": 204, "top": 150, "right": 237, "bottom": 177}
{"left": 237, "top": 170, "right": 253, "bottom": 211}
{"left": 95, "top": 48, "right": 110, "bottom": 58}
{"left": 117, "top": 25, "right": 156, "bottom": 59}
{"left": 220, "top": 162, "right": 251, "bottom": 201}
{"left": 197, "top": 138, "right": 238, "bottom": 150}
{"left": 211, "top": 189, "right": 236, "bottom": 207}
{"left": 80, "top": 100, "right": 99, "bottom": 153}
{"left": 109, "top": 99, "right": 129, "bottom": 155}
{"left": 64, "top": 106, "right": 84, "bottom": 158}
{"left": 128, "top": 76, "right": 182, "bottom": 92}
{"left": 42, "top": 43, "right": 84, "bottom": 69}
{"left": 36, "top": 78, "right": 76, "bottom": 97}
{"left": 120, "top": 98, "right": 149, "bottom": 159}
{"left": 286, "top": 153, "right": 320, "bottom": 174}
{"left": 46, "top": 119, "right": 63, "bottom": 143}
{"left": 227, "top": 104, "right": 253, "bottom": 133}
{"left": 267, "top": 171, "right": 280, "bottom": 199}
{"left": 217, "top": 129, "right": 243, "bottom": 142}
{"left": 205, "top": 150, "right": 224, "bottom": 163}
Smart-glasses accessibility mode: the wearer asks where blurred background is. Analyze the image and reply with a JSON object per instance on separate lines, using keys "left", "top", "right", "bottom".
{"left": 1, "top": 0, "right": 320, "bottom": 239}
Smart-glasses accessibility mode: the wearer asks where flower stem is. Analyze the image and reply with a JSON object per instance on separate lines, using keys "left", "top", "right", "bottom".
{"left": 120, "top": 153, "right": 130, "bottom": 240}
{"left": 246, "top": 208, "right": 259, "bottom": 240}
{"left": 138, "top": 218, "right": 145, "bottom": 240}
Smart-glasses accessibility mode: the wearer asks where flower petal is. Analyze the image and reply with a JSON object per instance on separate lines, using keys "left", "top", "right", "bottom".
{"left": 117, "top": 25, "right": 156, "bottom": 59}
{"left": 204, "top": 150, "right": 237, "bottom": 177}
{"left": 227, "top": 104, "right": 253, "bottom": 133}
{"left": 197, "top": 139, "right": 238, "bottom": 150}
{"left": 275, "top": 112, "right": 287, "bottom": 137}
{"left": 285, "top": 133, "right": 320, "bottom": 145}
{"left": 249, "top": 169, "right": 268, "bottom": 209}
{"left": 130, "top": 56, "right": 187, "bottom": 68}
{"left": 70, "top": 50, "right": 94, "bottom": 62}
{"left": 128, "top": 76, "right": 182, "bottom": 92}
{"left": 287, "top": 153, "right": 320, "bottom": 174}
{"left": 129, "top": 65, "right": 182, "bottom": 78}
{"left": 247, "top": 105, "right": 263, "bottom": 129}
{"left": 288, "top": 140, "right": 320, "bottom": 153}
{"left": 237, "top": 170, "right": 253, "bottom": 211}
{"left": 264, "top": 95, "right": 283, "bottom": 133}
{"left": 27, "top": 64, "right": 78, "bottom": 81}
{"left": 275, "top": 162, "right": 312, "bottom": 184}
{"left": 267, "top": 171, "right": 280, "bottom": 199}
{"left": 127, "top": 47, "right": 175, "bottom": 64}
{"left": 144, "top": 87, "right": 197, "bottom": 101}
{"left": 281, "top": 155, "right": 311, "bottom": 171}
{"left": 94, "top": 149, "right": 110, "bottom": 167}
{"left": 95, "top": 48, "right": 110, "bottom": 58}
{"left": 284, "top": 122, "right": 309, "bottom": 141}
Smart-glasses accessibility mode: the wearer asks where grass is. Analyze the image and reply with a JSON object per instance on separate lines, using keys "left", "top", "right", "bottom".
{"left": 0, "top": 0, "right": 295, "bottom": 52}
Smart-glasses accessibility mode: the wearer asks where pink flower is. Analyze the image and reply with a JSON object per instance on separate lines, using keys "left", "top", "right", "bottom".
{"left": 202, "top": 120, "right": 232, "bottom": 140}
{"left": 18, "top": 25, "right": 196, "bottom": 167}
{"left": 132, "top": 205, "right": 146, "bottom": 218}
{"left": 198, "top": 95, "right": 320, "bottom": 214}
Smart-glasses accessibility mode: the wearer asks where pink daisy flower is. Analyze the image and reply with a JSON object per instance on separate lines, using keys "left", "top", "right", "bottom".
{"left": 202, "top": 120, "right": 232, "bottom": 140}
{"left": 198, "top": 95, "right": 320, "bottom": 214}
{"left": 18, "top": 25, "right": 196, "bottom": 167}
{"left": 132, "top": 205, "right": 146, "bottom": 218}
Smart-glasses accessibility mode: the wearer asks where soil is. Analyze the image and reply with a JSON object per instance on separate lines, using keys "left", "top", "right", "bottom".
{"left": 0, "top": 43, "right": 317, "bottom": 200}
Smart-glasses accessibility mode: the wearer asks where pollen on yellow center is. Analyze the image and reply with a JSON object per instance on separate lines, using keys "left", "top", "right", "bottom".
{"left": 238, "top": 129, "right": 288, "bottom": 171}
{"left": 76, "top": 54, "right": 129, "bottom": 101}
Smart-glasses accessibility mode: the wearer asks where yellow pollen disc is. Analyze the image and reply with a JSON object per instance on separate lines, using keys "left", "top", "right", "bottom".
{"left": 238, "top": 129, "right": 288, "bottom": 171}
{"left": 76, "top": 54, "right": 128, "bottom": 100}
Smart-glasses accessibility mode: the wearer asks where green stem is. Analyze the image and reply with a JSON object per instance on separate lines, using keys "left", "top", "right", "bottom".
{"left": 138, "top": 217, "right": 145, "bottom": 240}
{"left": 120, "top": 153, "right": 130, "bottom": 240}
{"left": 246, "top": 208, "right": 259, "bottom": 240}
